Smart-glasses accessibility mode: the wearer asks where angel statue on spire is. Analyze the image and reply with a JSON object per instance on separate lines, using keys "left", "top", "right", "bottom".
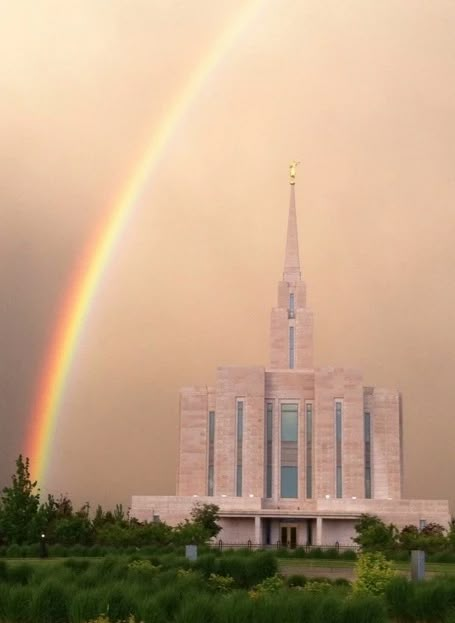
{"left": 289, "top": 160, "right": 300, "bottom": 184}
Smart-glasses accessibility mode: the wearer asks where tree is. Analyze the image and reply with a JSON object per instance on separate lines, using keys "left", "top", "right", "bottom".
{"left": 353, "top": 514, "right": 398, "bottom": 552}
{"left": 0, "top": 455, "right": 40, "bottom": 544}
{"left": 190, "top": 503, "right": 221, "bottom": 539}
{"left": 354, "top": 552, "right": 396, "bottom": 596}
{"left": 399, "top": 525, "right": 420, "bottom": 551}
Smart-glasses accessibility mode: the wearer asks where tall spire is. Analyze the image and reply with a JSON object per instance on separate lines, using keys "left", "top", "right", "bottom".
{"left": 283, "top": 173, "right": 301, "bottom": 282}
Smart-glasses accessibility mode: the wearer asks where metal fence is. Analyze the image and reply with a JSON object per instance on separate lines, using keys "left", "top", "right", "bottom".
{"left": 209, "top": 540, "right": 359, "bottom": 553}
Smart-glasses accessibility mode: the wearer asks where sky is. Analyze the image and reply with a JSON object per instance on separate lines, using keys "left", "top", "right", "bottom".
{"left": 1, "top": 0, "right": 455, "bottom": 513}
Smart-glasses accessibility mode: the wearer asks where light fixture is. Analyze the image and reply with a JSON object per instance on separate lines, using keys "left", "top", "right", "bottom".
{"left": 192, "top": 494, "right": 198, "bottom": 497}
{"left": 352, "top": 496, "right": 357, "bottom": 500}
{"left": 221, "top": 494, "right": 227, "bottom": 497}
{"left": 325, "top": 494, "right": 331, "bottom": 499}
{"left": 249, "top": 494, "right": 254, "bottom": 498}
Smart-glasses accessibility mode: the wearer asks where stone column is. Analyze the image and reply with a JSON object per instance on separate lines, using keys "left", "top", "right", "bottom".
{"left": 316, "top": 517, "right": 323, "bottom": 546}
{"left": 254, "top": 516, "right": 262, "bottom": 545}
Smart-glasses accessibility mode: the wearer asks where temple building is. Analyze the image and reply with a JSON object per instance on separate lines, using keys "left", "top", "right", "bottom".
{"left": 131, "top": 168, "right": 450, "bottom": 546}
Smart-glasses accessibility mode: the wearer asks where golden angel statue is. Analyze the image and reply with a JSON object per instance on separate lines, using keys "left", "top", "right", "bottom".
{"left": 289, "top": 160, "right": 300, "bottom": 184}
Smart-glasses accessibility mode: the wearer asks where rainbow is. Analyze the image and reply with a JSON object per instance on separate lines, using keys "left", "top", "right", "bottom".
{"left": 26, "top": 0, "right": 263, "bottom": 485}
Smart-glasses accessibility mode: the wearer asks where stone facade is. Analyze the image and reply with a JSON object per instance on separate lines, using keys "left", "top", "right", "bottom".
{"left": 131, "top": 180, "right": 450, "bottom": 547}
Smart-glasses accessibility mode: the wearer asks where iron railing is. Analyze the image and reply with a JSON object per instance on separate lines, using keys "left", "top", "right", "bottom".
{"left": 210, "top": 539, "right": 359, "bottom": 553}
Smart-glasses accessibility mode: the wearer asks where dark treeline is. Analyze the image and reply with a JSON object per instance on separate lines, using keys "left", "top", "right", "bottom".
{"left": 0, "top": 456, "right": 220, "bottom": 547}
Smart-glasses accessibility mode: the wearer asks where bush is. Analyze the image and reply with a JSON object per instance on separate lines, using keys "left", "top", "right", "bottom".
{"left": 287, "top": 574, "right": 307, "bottom": 587}
{"left": 340, "top": 549, "right": 358, "bottom": 561}
{"left": 127, "top": 559, "right": 160, "bottom": 583}
{"left": 0, "top": 560, "right": 6, "bottom": 581}
{"left": 208, "top": 572, "right": 235, "bottom": 593}
{"left": 32, "top": 580, "right": 69, "bottom": 623}
{"left": 354, "top": 552, "right": 396, "bottom": 596}
{"left": 303, "top": 579, "right": 332, "bottom": 593}
{"left": 342, "top": 593, "right": 388, "bottom": 623}
{"left": 249, "top": 574, "right": 284, "bottom": 598}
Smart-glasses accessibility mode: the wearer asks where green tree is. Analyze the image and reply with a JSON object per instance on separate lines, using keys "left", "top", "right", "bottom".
{"left": 190, "top": 503, "right": 221, "bottom": 539}
{"left": 399, "top": 524, "right": 420, "bottom": 551}
{"left": 353, "top": 514, "right": 398, "bottom": 552}
{"left": 0, "top": 455, "right": 40, "bottom": 544}
{"left": 354, "top": 552, "right": 396, "bottom": 596}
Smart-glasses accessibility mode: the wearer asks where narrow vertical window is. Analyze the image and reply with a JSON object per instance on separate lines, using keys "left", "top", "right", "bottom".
{"left": 289, "top": 293, "right": 295, "bottom": 318}
{"left": 207, "top": 411, "right": 215, "bottom": 496}
{"left": 364, "top": 411, "right": 372, "bottom": 498}
{"left": 306, "top": 402, "right": 313, "bottom": 498}
{"left": 335, "top": 401, "right": 343, "bottom": 498}
{"left": 265, "top": 403, "right": 273, "bottom": 498}
{"left": 280, "top": 403, "right": 298, "bottom": 497}
{"left": 289, "top": 326, "right": 295, "bottom": 369}
{"left": 236, "top": 401, "right": 243, "bottom": 496}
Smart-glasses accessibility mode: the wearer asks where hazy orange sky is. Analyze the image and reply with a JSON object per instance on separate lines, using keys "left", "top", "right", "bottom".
{"left": 1, "top": 1, "right": 454, "bottom": 513}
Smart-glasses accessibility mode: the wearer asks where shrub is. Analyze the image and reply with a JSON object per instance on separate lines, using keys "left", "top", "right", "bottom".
{"left": 32, "top": 580, "right": 69, "bottom": 623}
{"left": 287, "top": 573, "right": 307, "bottom": 587}
{"left": 354, "top": 552, "right": 396, "bottom": 596}
{"left": 5, "top": 585, "right": 33, "bottom": 623}
{"left": 303, "top": 579, "right": 332, "bottom": 593}
{"left": 342, "top": 593, "right": 388, "bottom": 623}
{"left": 333, "top": 577, "right": 352, "bottom": 591}
{"left": 249, "top": 573, "right": 284, "bottom": 598}
{"left": 127, "top": 559, "right": 160, "bottom": 583}
{"left": 340, "top": 549, "right": 358, "bottom": 561}
{"left": 208, "top": 572, "right": 235, "bottom": 593}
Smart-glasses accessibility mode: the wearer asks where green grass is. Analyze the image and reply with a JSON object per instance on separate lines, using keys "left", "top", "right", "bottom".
{"left": 278, "top": 558, "right": 455, "bottom": 575}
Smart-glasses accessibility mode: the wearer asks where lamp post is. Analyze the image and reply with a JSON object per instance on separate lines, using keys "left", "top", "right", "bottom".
{"left": 40, "top": 533, "right": 48, "bottom": 559}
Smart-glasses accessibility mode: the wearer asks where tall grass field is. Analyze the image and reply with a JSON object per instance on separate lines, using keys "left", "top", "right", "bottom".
{"left": 0, "top": 549, "right": 455, "bottom": 622}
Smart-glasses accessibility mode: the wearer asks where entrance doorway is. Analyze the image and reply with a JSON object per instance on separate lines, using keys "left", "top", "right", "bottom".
{"left": 281, "top": 524, "right": 298, "bottom": 548}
